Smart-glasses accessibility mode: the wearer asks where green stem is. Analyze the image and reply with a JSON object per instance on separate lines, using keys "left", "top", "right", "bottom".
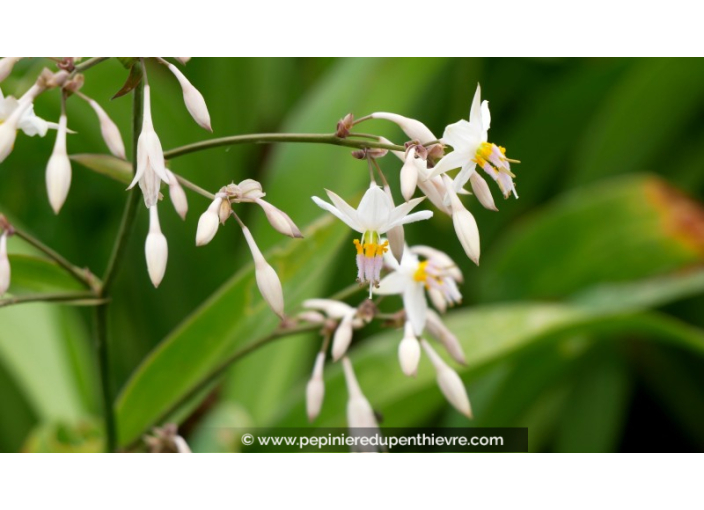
{"left": 72, "top": 57, "right": 110, "bottom": 75}
{"left": 163, "top": 133, "right": 406, "bottom": 160}
{"left": 95, "top": 79, "right": 144, "bottom": 453}
{"left": 0, "top": 291, "right": 105, "bottom": 308}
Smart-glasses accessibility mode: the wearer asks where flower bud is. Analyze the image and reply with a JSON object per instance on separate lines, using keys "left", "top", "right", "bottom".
{"left": 167, "top": 63, "right": 211, "bottom": 131}
{"left": 398, "top": 322, "right": 421, "bottom": 377}
{"left": 469, "top": 172, "right": 498, "bottom": 211}
{"left": 382, "top": 184, "right": 404, "bottom": 263}
{"left": 45, "top": 114, "right": 72, "bottom": 214}
{"left": 297, "top": 310, "right": 326, "bottom": 324}
{"left": 400, "top": 147, "right": 420, "bottom": 202}
{"left": 342, "top": 357, "right": 379, "bottom": 429}
{"left": 0, "top": 123, "right": 18, "bottom": 164}
{"left": 336, "top": 113, "right": 354, "bottom": 138}
{"left": 173, "top": 435, "right": 192, "bottom": 453}
{"left": 165, "top": 171, "right": 188, "bottom": 220}
{"left": 370, "top": 112, "right": 436, "bottom": 144}
{"left": 242, "top": 226, "right": 285, "bottom": 318}
{"left": 87, "top": 99, "right": 126, "bottom": 160}
{"left": 331, "top": 311, "right": 355, "bottom": 361}
{"left": 255, "top": 198, "right": 303, "bottom": 238}
{"left": 306, "top": 352, "right": 326, "bottom": 422}
{"left": 237, "top": 179, "right": 265, "bottom": 200}
{"left": 0, "top": 233, "right": 10, "bottom": 295}
{"left": 421, "top": 340, "right": 472, "bottom": 418}
{"left": 195, "top": 197, "right": 222, "bottom": 246}
{"left": 425, "top": 309, "right": 466, "bottom": 365}
{"left": 145, "top": 206, "right": 168, "bottom": 288}
{"left": 175, "top": 58, "right": 191, "bottom": 65}
{"left": 0, "top": 57, "right": 21, "bottom": 83}
{"left": 302, "top": 298, "right": 355, "bottom": 319}
{"left": 443, "top": 175, "right": 480, "bottom": 265}
{"left": 218, "top": 199, "right": 232, "bottom": 224}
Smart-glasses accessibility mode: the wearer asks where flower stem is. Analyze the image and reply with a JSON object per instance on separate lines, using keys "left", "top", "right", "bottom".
{"left": 94, "top": 78, "right": 144, "bottom": 452}
{"left": 163, "top": 133, "right": 406, "bottom": 160}
{"left": 72, "top": 57, "right": 110, "bottom": 75}
{"left": 0, "top": 291, "right": 106, "bottom": 308}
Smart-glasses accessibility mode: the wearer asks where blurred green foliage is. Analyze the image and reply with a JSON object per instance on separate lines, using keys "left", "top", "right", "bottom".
{"left": 2, "top": 58, "right": 704, "bottom": 452}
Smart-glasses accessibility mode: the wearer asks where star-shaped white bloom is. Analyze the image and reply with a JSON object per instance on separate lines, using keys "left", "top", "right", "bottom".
{"left": 430, "top": 84, "right": 518, "bottom": 199}
{"left": 0, "top": 88, "right": 57, "bottom": 162}
{"left": 312, "top": 184, "right": 433, "bottom": 294}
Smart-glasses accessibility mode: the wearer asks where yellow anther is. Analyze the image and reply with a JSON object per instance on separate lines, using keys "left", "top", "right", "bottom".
{"left": 376, "top": 241, "right": 389, "bottom": 256}
{"left": 414, "top": 261, "right": 430, "bottom": 282}
{"left": 364, "top": 243, "right": 375, "bottom": 258}
{"left": 353, "top": 239, "right": 363, "bottom": 255}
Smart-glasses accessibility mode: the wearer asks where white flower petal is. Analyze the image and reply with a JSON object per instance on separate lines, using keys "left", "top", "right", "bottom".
{"left": 469, "top": 84, "right": 482, "bottom": 129}
{"left": 469, "top": 172, "right": 498, "bottom": 211}
{"left": 369, "top": 112, "right": 436, "bottom": 144}
{"left": 324, "top": 189, "right": 363, "bottom": 230}
{"left": 311, "top": 196, "right": 363, "bottom": 232}
{"left": 357, "top": 186, "right": 393, "bottom": 231}
{"left": 481, "top": 99, "right": 491, "bottom": 136}
{"left": 403, "top": 282, "right": 428, "bottom": 336}
{"left": 387, "top": 196, "right": 426, "bottom": 227}
{"left": 385, "top": 210, "right": 434, "bottom": 232}
{"left": 374, "top": 271, "right": 407, "bottom": 296}
{"left": 428, "top": 149, "right": 469, "bottom": 179}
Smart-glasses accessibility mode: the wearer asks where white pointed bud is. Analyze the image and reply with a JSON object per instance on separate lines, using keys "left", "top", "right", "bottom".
{"left": 303, "top": 299, "right": 356, "bottom": 319}
{"left": 175, "top": 58, "right": 191, "bottom": 65}
{"left": 370, "top": 112, "right": 436, "bottom": 144}
{"left": 298, "top": 310, "right": 326, "bottom": 324}
{"left": 173, "top": 435, "right": 192, "bottom": 453}
{"left": 342, "top": 357, "right": 379, "bottom": 429}
{"left": 0, "top": 123, "right": 18, "bottom": 163}
{"left": 87, "top": 99, "right": 126, "bottom": 160}
{"left": 45, "top": 114, "right": 72, "bottom": 214}
{"left": 331, "top": 311, "right": 355, "bottom": 361}
{"left": 242, "top": 226, "right": 285, "bottom": 318}
{"left": 0, "top": 233, "right": 10, "bottom": 295}
{"left": 400, "top": 147, "right": 420, "bottom": 202}
{"left": 398, "top": 322, "right": 421, "bottom": 377}
{"left": 426, "top": 309, "right": 466, "bottom": 365}
{"left": 443, "top": 175, "right": 480, "bottom": 265}
{"left": 421, "top": 340, "right": 472, "bottom": 418}
{"left": 195, "top": 197, "right": 222, "bottom": 246}
{"left": 165, "top": 171, "right": 188, "bottom": 220}
{"left": 0, "top": 57, "right": 21, "bottom": 83}
{"left": 255, "top": 198, "right": 302, "bottom": 238}
{"left": 306, "top": 352, "right": 326, "bottom": 422}
{"left": 469, "top": 172, "right": 498, "bottom": 211}
{"left": 145, "top": 206, "right": 168, "bottom": 288}
{"left": 167, "top": 63, "right": 211, "bottom": 132}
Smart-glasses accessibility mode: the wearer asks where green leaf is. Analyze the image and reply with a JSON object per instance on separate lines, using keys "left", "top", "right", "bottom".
{"left": 6, "top": 254, "right": 84, "bottom": 295}
{"left": 479, "top": 174, "right": 704, "bottom": 302}
{"left": 111, "top": 61, "right": 143, "bottom": 100}
{"left": 71, "top": 153, "right": 131, "bottom": 185}
{"left": 115, "top": 216, "right": 347, "bottom": 447}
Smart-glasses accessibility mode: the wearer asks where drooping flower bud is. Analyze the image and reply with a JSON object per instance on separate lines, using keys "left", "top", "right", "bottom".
{"left": 297, "top": 310, "right": 326, "bottom": 324}
{"left": 332, "top": 311, "right": 355, "bottom": 362}
{"left": 165, "top": 170, "right": 188, "bottom": 220}
{"left": 195, "top": 197, "right": 222, "bottom": 246}
{"left": 336, "top": 113, "right": 354, "bottom": 138}
{"left": 443, "top": 175, "right": 480, "bottom": 265}
{"left": 342, "top": 357, "right": 379, "bottom": 429}
{"left": 145, "top": 206, "right": 168, "bottom": 288}
{"left": 45, "top": 114, "right": 72, "bottom": 214}
{"left": 425, "top": 309, "right": 466, "bottom": 365}
{"left": 469, "top": 172, "right": 498, "bottom": 211}
{"left": 254, "top": 198, "right": 303, "bottom": 238}
{"left": 421, "top": 340, "right": 472, "bottom": 418}
{"left": 398, "top": 321, "right": 421, "bottom": 377}
{"left": 369, "top": 112, "right": 436, "bottom": 144}
{"left": 382, "top": 183, "right": 404, "bottom": 263}
{"left": 306, "top": 352, "right": 326, "bottom": 422}
{"left": 0, "top": 233, "right": 10, "bottom": 295}
{"left": 87, "top": 98, "right": 126, "bottom": 160}
{"left": 167, "top": 63, "right": 211, "bottom": 132}
{"left": 241, "top": 225, "right": 285, "bottom": 319}
{"left": 302, "top": 298, "right": 356, "bottom": 319}
{"left": 400, "top": 146, "right": 422, "bottom": 202}
{"left": 0, "top": 57, "right": 21, "bottom": 83}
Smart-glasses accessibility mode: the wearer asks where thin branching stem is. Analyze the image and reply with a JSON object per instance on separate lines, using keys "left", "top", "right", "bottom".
{"left": 0, "top": 291, "right": 106, "bottom": 308}
{"left": 72, "top": 57, "right": 110, "bottom": 76}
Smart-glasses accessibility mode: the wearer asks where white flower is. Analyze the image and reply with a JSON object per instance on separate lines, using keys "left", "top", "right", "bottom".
{"left": 342, "top": 357, "right": 379, "bottom": 430}
{"left": 145, "top": 206, "right": 168, "bottom": 288}
{"left": 0, "top": 85, "right": 54, "bottom": 163}
{"left": 443, "top": 174, "right": 480, "bottom": 265}
{"left": 421, "top": 339, "right": 472, "bottom": 418}
{"left": 254, "top": 198, "right": 302, "bottom": 238}
{"left": 312, "top": 183, "right": 433, "bottom": 295}
{"left": 195, "top": 196, "right": 223, "bottom": 246}
{"left": 166, "top": 63, "right": 212, "bottom": 132}
{"left": 86, "top": 98, "right": 126, "bottom": 160}
{"left": 45, "top": 113, "right": 72, "bottom": 214}
{"left": 166, "top": 170, "right": 188, "bottom": 220}
{"left": 398, "top": 321, "right": 421, "bottom": 377}
{"left": 302, "top": 298, "right": 364, "bottom": 361}
{"left": 0, "top": 58, "right": 21, "bottom": 83}
{"left": 127, "top": 84, "right": 170, "bottom": 208}
{"left": 430, "top": 84, "right": 518, "bottom": 199}
{"left": 306, "top": 352, "right": 326, "bottom": 422}
{"left": 0, "top": 232, "right": 10, "bottom": 295}
{"left": 375, "top": 245, "right": 462, "bottom": 335}
{"left": 369, "top": 112, "right": 436, "bottom": 144}
{"left": 241, "top": 225, "right": 285, "bottom": 319}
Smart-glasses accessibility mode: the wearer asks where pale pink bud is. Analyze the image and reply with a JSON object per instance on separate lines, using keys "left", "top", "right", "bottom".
{"left": 469, "top": 172, "right": 498, "bottom": 211}
{"left": 443, "top": 175, "right": 480, "bottom": 265}
{"left": 342, "top": 357, "right": 379, "bottom": 429}
{"left": 167, "top": 63, "right": 211, "bottom": 132}
{"left": 400, "top": 147, "right": 421, "bottom": 202}
{"left": 398, "top": 322, "right": 421, "bottom": 377}
{"left": 302, "top": 299, "right": 355, "bottom": 319}
{"left": 331, "top": 311, "right": 355, "bottom": 361}
{"left": 369, "top": 112, "right": 436, "bottom": 144}
{"left": 165, "top": 171, "right": 188, "bottom": 220}
{"left": 242, "top": 226, "right": 285, "bottom": 318}
{"left": 0, "top": 233, "right": 10, "bottom": 295}
{"left": 255, "top": 198, "right": 302, "bottom": 238}
{"left": 195, "top": 197, "right": 222, "bottom": 246}
{"left": 426, "top": 309, "right": 466, "bottom": 365}
{"left": 421, "top": 340, "right": 472, "bottom": 418}
{"left": 306, "top": 352, "right": 326, "bottom": 422}
{"left": 45, "top": 114, "right": 72, "bottom": 214}
{"left": 298, "top": 310, "right": 326, "bottom": 324}
{"left": 88, "top": 99, "right": 126, "bottom": 160}
{"left": 145, "top": 206, "right": 168, "bottom": 288}
{"left": 0, "top": 57, "right": 21, "bottom": 83}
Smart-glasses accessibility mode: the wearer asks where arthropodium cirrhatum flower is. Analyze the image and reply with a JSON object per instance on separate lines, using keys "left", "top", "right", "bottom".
{"left": 195, "top": 196, "right": 223, "bottom": 246}
{"left": 306, "top": 352, "right": 326, "bottom": 422}
{"left": 166, "top": 62, "right": 212, "bottom": 132}
{"left": 398, "top": 321, "right": 421, "bottom": 377}
{"left": 301, "top": 298, "right": 365, "bottom": 361}
{"left": 145, "top": 205, "right": 168, "bottom": 288}
{"left": 0, "top": 232, "right": 10, "bottom": 296}
{"left": 45, "top": 112, "right": 72, "bottom": 214}
{"left": 342, "top": 356, "right": 379, "bottom": 430}
{"left": 84, "top": 96, "right": 126, "bottom": 160}
{"left": 241, "top": 225, "right": 285, "bottom": 319}
{"left": 166, "top": 170, "right": 188, "bottom": 220}
{"left": 0, "top": 58, "right": 21, "bottom": 83}
{"left": 0, "top": 84, "right": 53, "bottom": 163}
{"left": 430, "top": 84, "right": 518, "bottom": 199}
{"left": 443, "top": 174, "right": 481, "bottom": 265}
{"left": 421, "top": 339, "right": 472, "bottom": 418}
{"left": 127, "top": 84, "right": 170, "bottom": 208}
{"left": 312, "top": 183, "right": 433, "bottom": 296}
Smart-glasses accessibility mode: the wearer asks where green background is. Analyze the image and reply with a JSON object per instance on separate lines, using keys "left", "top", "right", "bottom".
{"left": 1, "top": 57, "right": 704, "bottom": 452}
